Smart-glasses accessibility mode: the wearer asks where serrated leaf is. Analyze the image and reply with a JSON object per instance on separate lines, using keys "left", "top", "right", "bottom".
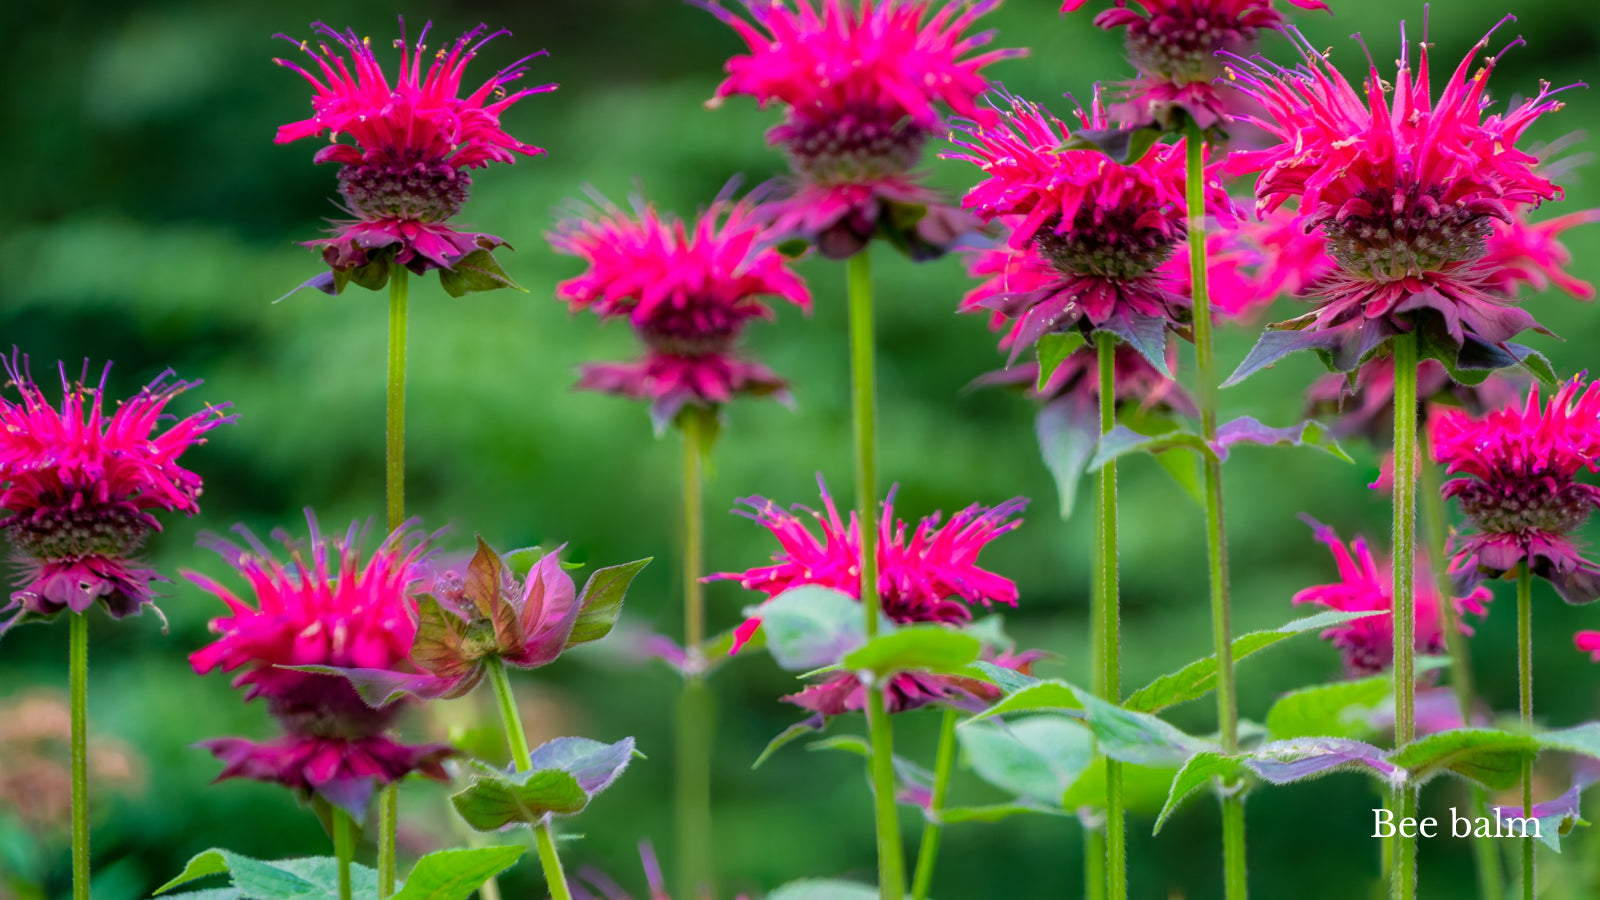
{"left": 439, "top": 249, "right": 521, "bottom": 297}
{"left": 391, "top": 847, "right": 525, "bottom": 900}
{"left": 465, "top": 537, "right": 520, "bottom": 651}
{"left": 526, "top": 736, "right": 635, "bottom": 795}
{"left": 568, "top": 558, "right": 650, "bottom": 647}
{"left": 1094, "top": 311, "right": 1170, "bottom": 376}
{"left": 1388, "top": 728, "right": 1541, "bottom": 789}
{"left": 1122, "top": 610, "right": 1384, "bottom": 714}
{"left": 1265, "top": 674, "right": 1392, "bottom": 741}
{"left": 1212, "top": 417, "right": 1353, "bottom": 463}
{"left": 1036, "top": 393, "right": 1100, "bottom": 519}
{"left": 959, "top": 716, "right": 1093, "bottom": 806}
{"left": 840, "top": 625, "right": 982, "bottom": 677}
{"left": 1222, "top": 328, "right": 1344, "bottom": 388}
{"left": 765, "top": 880, "right": 881, "bottom": 900}
{"left": 450, "top": 764, "right": 590, "bottom": 831}
{"left": 753, "top": 715, "right": 828, "bottom": 769}
{"left": 753, "top": 585, "right": 869, "bottom": 671}
{"left": 1073, "top": 689, "right": 1214, "bottom": 767}
{"left": 1036, "top": 332, "right": 1087, "bottom": 390}
{"left": 1088, "top": 425, "right": 1215, "bottom": 471}
{"left": 1157, "top": 752, "right": 1244, "bottom": 834}
{"left": 966, "top": 679, "right": 1084, "bottom": 723}
{"left": 1246, "top": 737, "right": 1397, "bottom": 785}
{"left": 155, "top": 851, "right": 381, "bottom": 900}
{"left": 1509, "top": 342, "right": 1558, "bottom": 385}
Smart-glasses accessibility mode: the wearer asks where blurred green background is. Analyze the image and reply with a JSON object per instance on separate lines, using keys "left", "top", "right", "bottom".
{"left": 2, "top": 0, "right": 1599, "bottom": 898}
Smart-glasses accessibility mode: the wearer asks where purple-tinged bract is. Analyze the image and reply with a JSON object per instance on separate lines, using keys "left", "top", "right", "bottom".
{"left": 187, "top": 513, "right": 452, "bottom": 815}
{"left": 1293, "top": 517, "right": 1491, "bottom": 677}
{"left": 697, "top": 0, "right": 1023, "bottom": 258}
{"left": 1431, "top": 378, "right": 1600, "bottom": 604}
{"left": 276, "top": 22, "right": 553, "bottom": 283}
{"left": 0, "top": 357, "right": 231, "bottom": 634}
{"left": 551, "top": 194, "right": 810, "bottom": 430}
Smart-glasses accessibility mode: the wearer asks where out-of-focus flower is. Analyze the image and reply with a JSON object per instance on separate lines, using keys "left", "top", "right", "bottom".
{"left": 697, "top": 0, "right": 1022, "bottom": 259}
{"left": 187, "top": 513, "right": 453, "bottom": 816}
{"left": 276, "top": 21, "right": 553, "bottom": 289}
{"left": 786, "top": 647, "right": 1042, "bottom": 716}
{"left": 550, "top": 192, "right": 810, "bottom": 431}
{"left": 0, "top": 691, "right": 142, "bottom": 833}
{"left": 1293, "top": 517, "right": 1491, "bottom": 677}
{"left": 566, "top": 841, "right": 754, "bottom": 900}
{"left": 1577, "top": 630, "right": 1600, "bottom": 662}
{"left": 1480, "top": 209, "right": 1600, "bottom": 301}
{"left": 1062, "top": 0, "right": 1327, "bottom": 133}
{"left": 0, "top": 356, "right": 231, "bottom": 636}
{"left": 1431, "top": 378, "right": 1600, "bottom": 604}
{"left": 949, "top": 94, "right": 1229, "bottom": 367}
{"left": 1223, "top": 24, "right": 1571, "bottom": 373}
{"left": 969, "top": 343, "right": 1195, "bottom": 416}
{"left": 1306, "top": 358, "right": 1523, "bottom": 443}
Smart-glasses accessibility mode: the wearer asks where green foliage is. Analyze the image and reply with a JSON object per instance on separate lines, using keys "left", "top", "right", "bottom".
{"left": 154, "top": 847, "right": 519, "bottom": 900}
{"left": 568, "top": 558, "right": 652, "bottom": 647}
{"left": 839, "top": 625, "right": 983, "bottom": 677}
{"left": 765, "top": 880, "right": 881, "bottom": 900}
{"left": 450, "top": 737, "right": 635, "bottom": 831}
{"left": 958, "top": 715, "right": 1093, "bottom": 806}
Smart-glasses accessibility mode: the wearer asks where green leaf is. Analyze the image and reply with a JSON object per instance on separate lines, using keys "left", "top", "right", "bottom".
{"left": 752, "top": 716, "right": 827, "bottom": 769}
{"left": 1156, "top": 752, "right": 1244, "bottom": 834}
{"left": 840, "top": 625, "right": 982, "bottom": 677}
{"left": 438, "top": 248, "right": 522, "bottom": 297}
{"left": 1088, "top": 425, "right": 1216, "bottom": 471}
{"left": 154, "top": 851, "right": 381, "bottom": 900}
{"left": 939, "top": 801, "right": 1069, "bottom": 824}
{"left": 1152, "top": 446, "right": 1206, "bottom": 507}
{"left": 1264, "top": 674, "right": 1392, "bottom": 741}
{"left": 754, "top": 585, "right": 870, "bottom": 671}
{"left": 1061, "top": 124, "right": 1165, "bottom": 164}
{"left": 155, "top": 851, "right": 233, "bottom": 895}
{"left": 1122, "top": 610, "right": 1384, "bottom": 715}
{"left": 807, "top": 734, "right": 872, "bottom": 758}
{"left": 765, "top": 880, "right": 881, "bottom": 900}
{"left": 1389, "top": 729, "right": 1541, "bottom": 789}
{"left": 1074, "top": 689, "right": 1214, "bottom": 767}
{"left": 391, "top": 847, "right": 525, "bottom": 900}
{"left": 1061, "top": 758, "right": 1179, "bottom": 814}
{"left": 503, "top": 547, "right": 549, "bottom": 580}
{"left": 969, "top": 660, "right": 1040, "bottom": 695}
{"left": 958, "top": 716, "right": 1093, "bottom": 806}
{"left": 1036, "top": 394, "right": 1100, "bottom": 520}
{"left": 966, "top": 679, "right": 1085, "bottom": 722}
{"left": 449, "top": 764, "right": 590, "bottom": 831}
{"left": 1036, "top": 332, "right": 1087, "bottom": 391}
{"left": 568, "top": 558, "right": 651, "bottom": 647}
{"left": 1536, "top": 722, "right": 1600, "bottom": 758}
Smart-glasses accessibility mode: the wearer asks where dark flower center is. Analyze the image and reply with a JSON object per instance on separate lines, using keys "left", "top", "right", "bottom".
{"left": 1034, "top": 211, "right": 1181, "bottom": 281}
{"left": 1322, "top": 189, "right": 1493, "bottom": 282}
{"left": 639, "top": 305, "right": 742, "bottom": 357}
{"left": 339, "top": 159, "right": 470, "bottom": 223}
{"left": 1125, "top": 15, "right": 1255, "bottom": 83}
{"left": 1455, "top": 478, "right": 1596, "bottom": 538}
{"left": 776, "top": 110, "right": 930, "bottom": 186}
{"left": 3, "top": 503, "right": 151, "bottom": 561}
{"left": 267, "top": 673, "right": 399, "bottom": 741}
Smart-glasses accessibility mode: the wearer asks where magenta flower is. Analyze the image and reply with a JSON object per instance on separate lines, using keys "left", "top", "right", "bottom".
{"left": 187, "top": 514, "right": 452, "bottom": 815}
{"left": 1577, "top": 631, "right": 1600, "bottom": 662}
{"left": 1223, "top": 24, "right": 1571, "bottom": 380}
{"left": 1480, "top": 209, "right": 1600, "bottom": 302}
{"left": 550, "top": 193, "right": 811, "bottom": 430}
{"left": 1061, "top": 0, "right": 1327, "bottom": 133}
{"left": 787, "top": 648, "right": 1043, "bottom": 716}
{"left": 697, "top": 0, "right": 1022, "bottom": 258}
{"left": 1305, "top": 359, "right": 1523, "bottom": 443}
{"left": 948, "top": 94, "right": 1228, "bottom": 369}
{"left": 276, "top": 21, "right": 553, "bottom": 291}
{"left": 1431, "top": 378, "right": 1600, "bottom": 604}
{"left": 0, "top": 357, "right": 231, "bottom": 635}
{"left": 1293, "top": 517, "right": 1491, "bottom": 677}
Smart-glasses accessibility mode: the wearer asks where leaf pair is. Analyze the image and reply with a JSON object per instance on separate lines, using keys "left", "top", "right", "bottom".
{"left": 156, "top": 846, "right": 523, "bottom": 900}
{"left": 450, "top": 736, "right": 637, "bottom": 831}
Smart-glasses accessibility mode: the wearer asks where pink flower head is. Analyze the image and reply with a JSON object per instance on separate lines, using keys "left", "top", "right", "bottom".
{"left": 711, "top": 477, "right": 1025, "bottom": 637}
{"left": 1431, "top": 378, "right": 1600, "bottom": 604}
{"left": 1480, "top": 208, "right": 1600, "bottom": 301}
{"left": 1576, "top": 630, "right": 1600, "bottom": 662}
{"left": 697, "top": 0, "right": 1022, "bottom": 258}
{"left": 1222, "top": 22, "right": 1572, "bottom": 372}
{"left": 786, "top": 647, "right": 1042, "bottom": 716}
{"left": 948, "top": 94, "right": 1230, "bottom": 367}
{"left": 550, "top": 191, "right": 811, "bottom": 430}
{"left": 1305, "top": 358, "right": 1523, "bottom": 443}
{"left": 969, "top": 342, "right": 1196, "bottom": 417}
{"left": 1173, "top": 202, "right": 1334, "bottom": 322}
{"left": 1293, "top": 516, "right": 1491, "bottom": 677}
{"left": 275, "top": 21, "right": 553, "bottom": 285}
{"left": 187, "top": 512, "right": 452, "bottom": 815}
{"left": 0, "top": 356, "right": 231, "bottom": 635}
{"left": 1062, "top": 0, "right": 1328, "bottom": 133}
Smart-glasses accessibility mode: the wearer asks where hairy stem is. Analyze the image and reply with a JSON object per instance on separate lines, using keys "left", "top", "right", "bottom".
{"left": 487, "top": 657, "right": 571, "bottom": 900}
{"left": 848, "top": 249, "right": 906, "bottom": 899}
{"left": 911, "top": 708, "right": 960, "bottom": 900}
{"left": 70, "top": 612, "right": 89, "bottom": 900}
{"left": 677, "top": 412, "right": 715, "bottom": 900}
{"left": 1391, "top": 333, "right": 1419, "bottom": 900}
{"left": 1086, "top": 500, "right": 1107, "bottom": 900}
{"left": 1518, "top": 565, "right": 1534, "bottom": 900}
{"left": 1097, "top": 332, "right": 1126, "bottom": 900}
{"left": 377, "top": 265, "right": 411, "bottom": 897}
{"left": 333, "top": 807, "right": 355, "bottom": 900}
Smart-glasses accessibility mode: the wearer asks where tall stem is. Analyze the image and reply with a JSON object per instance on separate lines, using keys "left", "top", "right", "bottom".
{"left": 1419, "top": 436, "right": 1503, "bottom": 900}
{"left": 910, "top": 708, "right": 959, "bottom": 900}
{"left": 677, "top": 411, "right": 714, "bottom": 900}
{"left": 70, "top": 612, "right": 89, "bottom": 900}
{"left": 1096, "top": 333, "right": 1126, "bottom": 900}
{"left": 1390, "top": 333, "right": 1419, "bottom": 900}
{"left": 377, "top": 265, "right": 411, "bottom": 897}
{"left": 1517, "top": 566, "right": 1534, "bottom": 900}
{"left": 1186, "top": 121, "right": 1246, "bottom": 900}
{"left": 333, "top": 808, "right": 355, "bottom": 900}
{"left": 1085, "top": 498, "right": 1107, "bottom": 900}
{"left": 486, "top": 657, "right": 571, "bottom": 900}
{"left": 848, "top": 249, "right": 905, "bottom": 900}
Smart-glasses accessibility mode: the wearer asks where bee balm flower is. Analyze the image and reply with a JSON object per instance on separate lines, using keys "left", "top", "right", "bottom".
{"left": 0, "top": 357, "right": 231, "bottom": 636}
{"left": 697, "top": 0, "right": 1022, "bottom": 259}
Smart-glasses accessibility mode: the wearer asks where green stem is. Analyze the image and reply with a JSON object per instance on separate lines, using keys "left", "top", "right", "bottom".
{"left": 70, "top": 612, "right": 89, "bottom": 900}
{"left": 378, "top": 264, "right": 410, "bottom": 898}
{"left": 1391, "top": 333, "right": 1419, "bottom": 900}
{"left": 1085, "top": 507, "right": 1107, "bottom": 900}
{"left": 1186, "top": 120, "right": 1246, "bottom": 900}
{"left": 1084, "top": 826, "right": 1107, "bottom": 900}
{"left": 333, "top": 808, "right": 355, "bottom": 900}
{"left": 1419, "top": 436, "right": 1503, "bottom": 900}
{"left": 848, "top": 250, "right": 905, "bottom": 900}
{"left": 677, "top": 409, "right": 714, "bottom": 900}
{"left": 486, "top": 658, "right": 571, "bottom": 900}
{"left": 910, "top": 708, "right": 959, "bottom": 900}
{"left": 1096, "top": 333, "right": 1126, "bottom": 900}
{"left": 1518, "top": 565, "right": 1534, "bottom": 900}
